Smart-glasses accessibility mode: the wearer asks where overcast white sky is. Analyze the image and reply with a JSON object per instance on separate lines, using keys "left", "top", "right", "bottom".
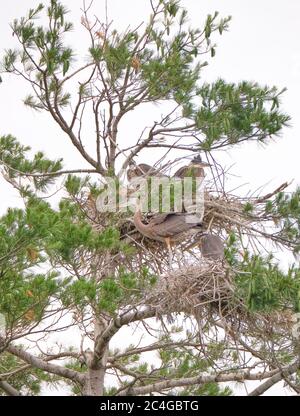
{"left": 1, "top": 0, "right": 300, "bottom": 396}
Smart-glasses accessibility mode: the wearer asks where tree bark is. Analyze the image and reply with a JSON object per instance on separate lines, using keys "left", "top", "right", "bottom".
{"left": 248, "top": 361, "right": 300, "bottom": 396}
{"left": 83, "top": 317, "right": 109, "bottom": 396}
{"left": 5, "top": 342, "right": 84, "bottom": 384}
{"left": 0, "top": 380, "right": 21, "bottom": 396}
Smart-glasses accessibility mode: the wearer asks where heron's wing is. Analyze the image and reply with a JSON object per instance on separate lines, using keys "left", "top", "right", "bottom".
{"left": 173, "top": 165, "right": 206, "bottom": 178}
{"left": 153, "top": 214, "right": 200, "bottom": 238}
{"left": 173, "top": 166, "right": 187, "bottom": 178}
{"left": 149, "top": 211, "right": 193, "bottom": 225}
{"left": 138, "top": 164, "right": 159, "bottom": 176}
{"left": 181, "top": 213, "right": 202, "bottom": 225}
{"left": 190, "top": 166, "right": 205, "bottom": 177}
{"left": 149, "top": 213, "right": 174, "bottom": 225}
{"left": 179, "top": 165, "right": 205, "bottom": 178}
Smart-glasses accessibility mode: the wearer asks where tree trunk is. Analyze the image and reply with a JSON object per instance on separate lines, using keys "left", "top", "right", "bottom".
{"left": 83, "top": 317, "right": 109, "bottom": 396}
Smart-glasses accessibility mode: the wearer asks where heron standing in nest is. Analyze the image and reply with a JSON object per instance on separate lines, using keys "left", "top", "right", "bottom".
{"left": 173, "top": 155, "right": 211, "bottom": 179}
{"left": 133, "top": 203, "right": 203, "bottom": 266}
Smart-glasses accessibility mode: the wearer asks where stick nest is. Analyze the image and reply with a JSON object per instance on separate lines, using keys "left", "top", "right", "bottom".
{"left": 141, "top": 260, "right": 295, "bottom": 338}
{"left": 145, "top": 260, "right": 236, "bottom": 317}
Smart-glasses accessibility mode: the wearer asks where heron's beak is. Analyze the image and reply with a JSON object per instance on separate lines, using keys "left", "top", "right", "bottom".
{"left": 194, "top": 162, "right": 211, "bottom": 168}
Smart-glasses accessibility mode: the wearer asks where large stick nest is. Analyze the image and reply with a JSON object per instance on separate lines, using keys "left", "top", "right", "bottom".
{"left": 145, "top": 260, "right": 234, "bottom": 316}
{"left": 80, "top": 183, "right": 289, "bottom": 276}
{"left": 141, "top": 260, "right": 295, "bottom": 338}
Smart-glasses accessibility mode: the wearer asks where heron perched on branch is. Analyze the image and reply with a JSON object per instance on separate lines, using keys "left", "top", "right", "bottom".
{"left": 133, "top": 206, "right": 203, "bottom": 266}
{"left": 127, "top": 161, "right": 161, "bottom": 181}
{"left": 199, "top": 233, "right": 224, "bottom": 260}
{"left": 173, "top": 155, "right": 211, "bottom": 179}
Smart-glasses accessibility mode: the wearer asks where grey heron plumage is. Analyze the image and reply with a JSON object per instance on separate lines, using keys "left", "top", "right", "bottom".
{"left": 173, "top": 155, "right": 211, "bottom": 179}
{"left": 133, "top": 208, "right": 202, "bottom": 265}
{"left": 199, "top": 234, "right": 224, "bottom": 260}
{"left": 127, "top": 162, "right": 161, "bottom": 181}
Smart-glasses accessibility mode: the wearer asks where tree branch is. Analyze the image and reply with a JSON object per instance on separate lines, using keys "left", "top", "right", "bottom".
{"left": 109, "top": 340, "right": 202, "bottom": 363}
{"left": 42, "top": 73, "right": 102, "bottom": 173}
{"left": 91, "top": 306, "right": 157, "bottom": 367}
{"left": 116, "top": 366, "right": 291, "bottom": 396}
{"left": 248, "top": 361, "right": 300, "bottom": 396}
{"left": 0, "top": 380, "right": 21, "bottom": 396}
{"left": 6, "top": 343, "right": 85, "bottom": 385}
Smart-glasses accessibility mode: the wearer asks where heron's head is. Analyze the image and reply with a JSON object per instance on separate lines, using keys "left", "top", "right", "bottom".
{"left": 191, "top": 155, "right": 211, "bottom": 168}
{"left": 197, "top": 231, "right": 208, "bottom": 244}
{"left": 129, "top": 196, "right": 143, "bottom": 213}
{"left": 128, "top": 160, "right": 136, "bottom": 168}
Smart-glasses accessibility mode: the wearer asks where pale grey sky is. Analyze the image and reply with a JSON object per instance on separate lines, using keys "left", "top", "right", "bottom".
{"left": 1, "top": 0, "right": 299, "bottom": 396}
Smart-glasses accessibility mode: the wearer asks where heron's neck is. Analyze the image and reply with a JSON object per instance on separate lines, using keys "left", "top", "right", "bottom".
{"left": 133, "top": 209, "right": 151, "bottom": 235}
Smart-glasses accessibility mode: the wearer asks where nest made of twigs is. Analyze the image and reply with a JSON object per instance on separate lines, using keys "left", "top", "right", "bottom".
{"left": 145, "top": 260, "right": 234, "bottom": 316}
{"left": 202, "top": 190, "right": 252, "bottom": 235}
{"left": 141, "top": 260, "right": 296, "bottom": 338}
{"left": 84, "top": 190, "right": 252, "bottom": 242}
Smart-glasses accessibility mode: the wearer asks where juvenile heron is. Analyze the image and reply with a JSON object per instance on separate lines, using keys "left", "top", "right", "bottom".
{"left": 199, "top": 233, "right": 224, "bottom": 260}
{"left": 127, "top": 161, "right": 160, "bottom": 181}
{"left": 173, "top": 155, "right": 211, "bottom": 179}
{"left": 133, "top": 207, "right": 203, "bottom": 266}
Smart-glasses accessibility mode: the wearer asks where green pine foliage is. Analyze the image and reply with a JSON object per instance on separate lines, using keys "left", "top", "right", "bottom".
{"left": 0, "top": 135, "right": 63, "bottom": 194}
{"left": 193, "top": 80, "right": 289, "bottom": 150}
{"left": 264, "top": 189, "right": 300, "bottom": 253}
{"left": 0, "top": 353, "right": 41, "bottom": 395}
{"left": 235, "top": 255, "right": 300, "bottom": 312}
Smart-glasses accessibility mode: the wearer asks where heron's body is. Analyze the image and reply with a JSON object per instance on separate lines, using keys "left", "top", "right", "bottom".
{"left": 127, "top": 163, "right": 160, "bottom": 181}
{"left": 174, "top": 165, "right": 206, "bottom": 179}
{"left": 173, "top": 155, "right": 210, "bottom": 179}
{"left": 133, "top": 210, "right": 202, "bottom": 245}
{"left": 199, "top": 234, "right": 224, "bottom": 260}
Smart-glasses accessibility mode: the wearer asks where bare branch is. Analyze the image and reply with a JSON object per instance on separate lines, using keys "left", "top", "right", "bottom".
{"left": 248, "top": 361, "right": 300, "bottom": 396}
{"left": 109, "top": 340, "right": 201, "bottom": 362}
{"left": 6, "top": 343, "right": 85, "bottom": 385}
{"left": 92, "top": 306, "right": 157, "bottom": 367}
{"left": 0, "top": 380, "right": 21, "bottom": 396}
{"left": 117, "top": 364, "right": 298, "bottom": 396}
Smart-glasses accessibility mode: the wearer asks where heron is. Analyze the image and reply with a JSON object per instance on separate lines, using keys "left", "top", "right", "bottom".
{"left": 199, "top": 233, "right": 224, "bottom": 260}
{"left": 173, "top": 155, "right": 211, "bottom": 179}
{"left": 133, "top": 205, "right": 203, "bottom": 266}
{"left": 127, "top": 161, "right": 161, "bottom": 182}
